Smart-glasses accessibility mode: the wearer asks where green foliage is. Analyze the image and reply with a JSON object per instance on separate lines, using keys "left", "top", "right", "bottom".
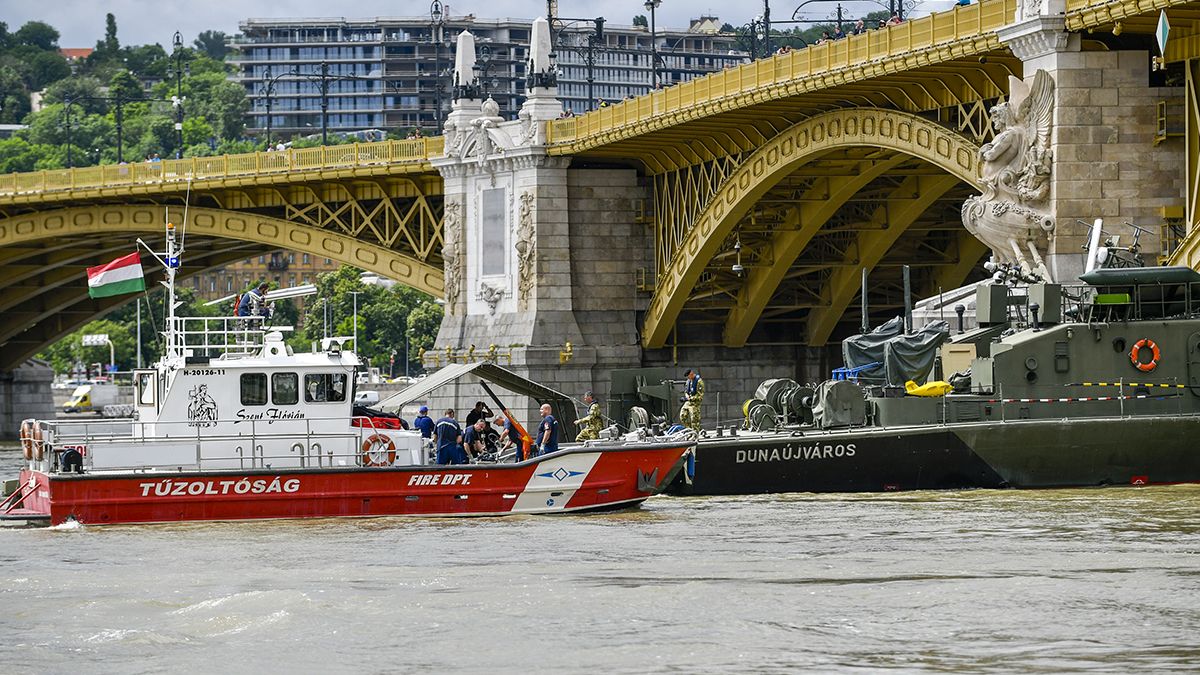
{"left": 15, "top": 21, "right": 59, "bottom": 51}
{"left": 38, "top": 319, "right": 137, "bottom": 374}
{"left": 289, "top": 266, "right": 442, "bottom": 375}
{"left": 193, "top": 30, "right": 229, "bottom": 61}
{"left": 123, "top": 44, "right": 168, "bottom": 79}
{"left": 99, "top": 13, "right": 119, "bottom": 56}
{"left": 108, "top": 69, "right": 143, "bottom": 101}
{"left": 632, "top": 15, "right": 648, "bottom": 27}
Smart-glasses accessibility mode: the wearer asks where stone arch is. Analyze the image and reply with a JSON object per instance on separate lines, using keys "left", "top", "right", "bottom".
{"left": 642, "top": 108, "right": 981, "bottom": 348}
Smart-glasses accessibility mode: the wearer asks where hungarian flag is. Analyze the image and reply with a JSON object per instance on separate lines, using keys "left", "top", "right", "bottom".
{"left": 86, "top": 252, "right": 145, "bottom": 298}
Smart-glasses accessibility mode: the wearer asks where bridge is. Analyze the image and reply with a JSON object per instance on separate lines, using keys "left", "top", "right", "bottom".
{"left": 0, "top": 138, "right": 445, "bottom": 368}
{"left": 3, "top": 0, "right": 1200, "bottom": 430}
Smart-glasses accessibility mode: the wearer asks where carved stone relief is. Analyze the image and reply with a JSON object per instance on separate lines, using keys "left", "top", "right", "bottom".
{"left": 442, "top": 200, "right": 463, "bottom": 310}
{"left": 478, "top": 281, "right": 505, "bottom": 315}
{"left": 516, "top": 190, "right": 536, "bottom": 309}
{"left": 961, "top": 69, "right": 1056, "bottom": 281}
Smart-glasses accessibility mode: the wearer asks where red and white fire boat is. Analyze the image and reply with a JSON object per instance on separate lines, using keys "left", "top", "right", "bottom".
{"left": 0, "top": 225, "right": 691, "bottom": 526}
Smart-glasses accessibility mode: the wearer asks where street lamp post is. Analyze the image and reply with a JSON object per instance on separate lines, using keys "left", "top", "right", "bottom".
{"left": 430, "top": 0, "right": 446, "bottom": 134}
{"left": 171, "top": 31, "right": 189, "bottom": 159}
{"left": 472, "top": 45, "right": 501, "bottom": 100}
{"left": 644, "top": 0, "right": 661, "bottom": 89}
{"left": 762, "top": 0, "right": 773, "bottom": 57}
{"left": 64, "top": 95, "right": 160, "bottom": 165}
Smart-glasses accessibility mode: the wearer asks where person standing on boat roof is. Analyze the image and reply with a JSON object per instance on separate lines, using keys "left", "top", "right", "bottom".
{"left": 680, "top": 369, "right": 705, "bottom": 432}
{"left": 236, "top": 282, "right": 269, "bottom": 318}
{"left": 574, "top": 391, "right": 603, "bottom": 441}
{"left": 536, "top": 404, "right": 559, "bottom": 456}
{"left": 413, "top": 405, "right": 435, "bottom": 439}
{"left": 435, "top": 409, "right": 467, "bottom": 465}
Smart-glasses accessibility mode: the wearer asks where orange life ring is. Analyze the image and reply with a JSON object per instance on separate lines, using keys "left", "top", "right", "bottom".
{"left": 362, "top": 433, "right": 396, "bottom": 467}
{"left": 1130, "top": 338, "right": 1160, "bottom": 372}
{"left": 19, "top": 420, "right": 34, "bottom": 461}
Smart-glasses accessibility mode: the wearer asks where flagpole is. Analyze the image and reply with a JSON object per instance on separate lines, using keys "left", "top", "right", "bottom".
{"left": 136, "top": 299, "right": 142, "bottom": 368}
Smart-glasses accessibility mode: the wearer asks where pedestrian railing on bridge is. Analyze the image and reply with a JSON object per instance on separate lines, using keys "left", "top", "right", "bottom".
{"left": 0, "top": 136, "right": 443, "bottom": 199}
{"left": 547, "top": 0, "right": 1017, "bottom": 149}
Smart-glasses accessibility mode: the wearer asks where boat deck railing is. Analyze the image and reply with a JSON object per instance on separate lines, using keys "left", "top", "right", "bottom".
{"left": 26, "top": 415, "right": 425, "bottom": 474}
{"left": 990, "top": 282, "right": 1200, "bottom": 328}
{"left": 169, "top": 316, "right": 289, "bottom": 359}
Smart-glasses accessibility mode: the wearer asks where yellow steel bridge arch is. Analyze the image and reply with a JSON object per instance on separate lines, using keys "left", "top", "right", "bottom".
{"left": 0, "top": 205, "right": 444, "bottom": 368}
{"left": 642, "top": 108, "right": 983, "bottom": 349}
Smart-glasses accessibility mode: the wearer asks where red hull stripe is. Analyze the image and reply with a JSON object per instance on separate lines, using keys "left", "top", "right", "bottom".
{"left": 21, "top": 446, "right": 688, "bottom": 525}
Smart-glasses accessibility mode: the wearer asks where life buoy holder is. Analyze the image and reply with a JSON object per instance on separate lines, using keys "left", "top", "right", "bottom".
{"left": 19, "top": 420, "right": 34, "bottom": 461}
{"left": 1130, "top": 338, "right": 1160, "bottom": 372}
{"left": 362, "top": 434, "right": 396, "bottom": 467}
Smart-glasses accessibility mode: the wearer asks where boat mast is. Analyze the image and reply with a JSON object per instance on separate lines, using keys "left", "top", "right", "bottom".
{"left": 137, "top": 208, "right": 185, "bottom": 366}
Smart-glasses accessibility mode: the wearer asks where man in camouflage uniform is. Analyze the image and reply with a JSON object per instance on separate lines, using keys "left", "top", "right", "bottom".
{"left": 679, "top": 369, "right": 705, "bottom": 432}
{"left": 574, "top": 391, "right": 604, "bottom": 441}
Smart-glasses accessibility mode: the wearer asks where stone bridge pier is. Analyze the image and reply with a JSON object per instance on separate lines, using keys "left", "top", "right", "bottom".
{"left": 427, "top": 25, "right": 648, "bottom": 423}
{"left": 0, "top": 360, "right": 55, "bottom": 439}
{"left": 993, "top": 0, "right": 1183, "bottom": 280}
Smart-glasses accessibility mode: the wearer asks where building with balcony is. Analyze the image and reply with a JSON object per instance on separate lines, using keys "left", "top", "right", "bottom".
{"left": 188, "top": 251, "right": 341, "bottom": 303}
{"left": 228, "top": 13, "right": 746, "bottom": 138}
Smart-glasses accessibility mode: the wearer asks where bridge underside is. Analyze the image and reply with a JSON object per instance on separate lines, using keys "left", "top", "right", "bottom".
{"left": 674, "top": 150, "right": 987, "bottom": 348}
{"left": 0, "top": 234, "right": 270, "bottom": 369}
{"left": 0, "top": 172, "right": 444, "bottom": 367}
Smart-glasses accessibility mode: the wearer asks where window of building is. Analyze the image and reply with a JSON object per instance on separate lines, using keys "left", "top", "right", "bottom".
{"left": 240, "top": 373, "right": 268, "bottom": 406}
{"left": 305, "top": 373, "right": 348, "bottom": 403}
{"left": 272, "top": 373, "right": 299, "bottom": 405}
{"left": 302, "top": 253, "right": 310, "bottom": 264}
{"left": 324, "top": 258, "right": 332, "bottom": 265}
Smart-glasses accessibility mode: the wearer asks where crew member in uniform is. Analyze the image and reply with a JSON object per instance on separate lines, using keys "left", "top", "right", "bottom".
{"left": 413, "top": 405, "right": 435, "bottom": 439}
{"left": 435, "top": 409, "right": 466, "bottom": 465}
{"left": 499, "top": 415, "right": 525, "bottom": 462}
{"left": 574, "top": 391, "right": 603, "bottom": 441}
{"left": 535, "top": 404, "right": 559, "bottom": 456}
{"left": 680, "top": 369, "right": 705, "bottom": 432}
{"left": 462, "top": 419, "right": 487, "bottom": 460}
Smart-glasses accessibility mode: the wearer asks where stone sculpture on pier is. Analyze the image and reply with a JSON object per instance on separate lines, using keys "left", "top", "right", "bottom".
{"left": 961, "top": 69, "right": 1057, "bottom": 281}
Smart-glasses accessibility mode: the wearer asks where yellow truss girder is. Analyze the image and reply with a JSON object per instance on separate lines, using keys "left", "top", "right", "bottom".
{"left": 805, "top": 174, "right": 963, "bottom": 345}
{"left": 0, "top": 205, "right": 444, "bottom": 297}
{"left": 723, "top": 155, "right": 909, "bottom": 347}
{"left": 642, "top": 108, "right": 981, "bottom": 349}
{"left": 928, "top": 230, "right": 991, "bottom": 297}
{"left": 547, "top": 0, "right": 1016, "bottom": 154}
{"left": 0, "top": 138, "right": 442, "bottom": 207}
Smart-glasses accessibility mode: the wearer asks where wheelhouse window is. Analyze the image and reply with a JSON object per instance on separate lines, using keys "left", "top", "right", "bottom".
{"left": 240, "top": 373, "right": 268, "bottom": 406}
{"left": 272, "top": 373, "right": 299, "bottom": 405}
{"left": 136, "top": 372, "right": 156, "bottom": 406}
{"left": 305, "top": 373, "right": 348, "bottom": 403}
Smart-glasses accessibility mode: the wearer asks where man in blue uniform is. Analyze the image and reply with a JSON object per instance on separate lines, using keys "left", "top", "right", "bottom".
{"left": 535, "top": 403, "right": 559, "bottom": 456}
{"left": 462, "top": 419, "right": 487, "bottom": 461}
{"left": 413, "top": 405, "right": 435, "bottom": 439}
{"left": 435, "top": 409, "right": 466, "bottom": 465}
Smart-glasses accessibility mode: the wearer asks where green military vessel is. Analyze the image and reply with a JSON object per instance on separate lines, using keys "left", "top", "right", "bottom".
{"left": 664, "top": 264, "right": 1200, "bottom": 494}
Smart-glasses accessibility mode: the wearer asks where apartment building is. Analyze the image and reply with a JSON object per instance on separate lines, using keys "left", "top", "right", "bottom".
{"left": 229, "top": 13, "right": 746, "bottom": 137}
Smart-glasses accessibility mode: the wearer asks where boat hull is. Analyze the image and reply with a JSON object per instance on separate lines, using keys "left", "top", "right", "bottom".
{"left": 16, "top": 444, "right": 688, "bottom": 526}
{"left": 666, "top": 415, "right": 1200, "bottom": 495}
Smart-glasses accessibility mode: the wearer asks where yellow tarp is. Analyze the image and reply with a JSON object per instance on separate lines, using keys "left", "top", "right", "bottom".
{"left": 905, "top": 380, "right": 953, "bottom": 397}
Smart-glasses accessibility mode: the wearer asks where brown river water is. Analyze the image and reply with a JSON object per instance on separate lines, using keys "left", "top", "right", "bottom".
{"left": 1, "top": 445, "right": 1198, "bottom": 673}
